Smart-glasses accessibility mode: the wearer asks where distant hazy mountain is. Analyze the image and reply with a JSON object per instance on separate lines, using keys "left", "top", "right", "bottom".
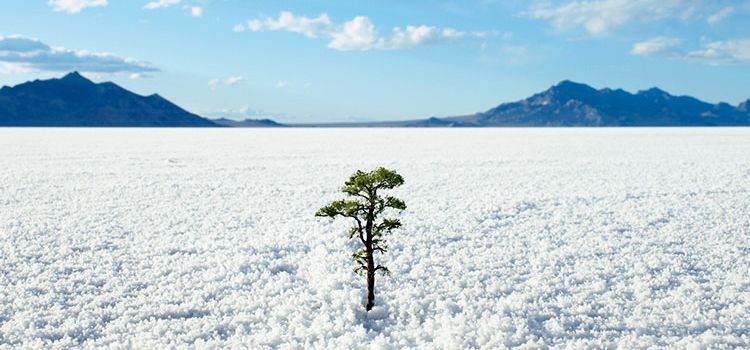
{"left": 443, "top": 81, "right": 750, "bottom": 127}
{"left": 0, "top": 72, "right": 216, "bottom": 127}
{"left": 212, "top": 118, "right": 287, "bottom": 127}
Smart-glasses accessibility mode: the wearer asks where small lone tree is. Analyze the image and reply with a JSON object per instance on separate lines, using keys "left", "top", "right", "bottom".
{"left": 316, "top": 167, "right": 406, "bottom": 311}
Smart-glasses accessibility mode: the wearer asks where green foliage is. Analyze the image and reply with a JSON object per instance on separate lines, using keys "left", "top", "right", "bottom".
{"left": 316, "top": 167, "right": 406, "bottom": 279}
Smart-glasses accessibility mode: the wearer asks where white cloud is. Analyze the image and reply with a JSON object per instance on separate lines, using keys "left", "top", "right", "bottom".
{"left": 48, "top": 0, "right": 108, "bottom": 14}
{"left": 276, "top": 80, "right": 287, "bottom": 88}
{"left": 237, "top": 12, "right": 476, "bottom": 51}
{"left": 631, "top": 37, "right": 750, "bottom": 65}
{"left": 145, "top": 0, "right": 200, "bottom": 17}
{"left": 526, "top": 0, "right": 689, "bottom": 35}
{"left": 208, "top": 76, "right": 246, "bottom": 90}
{"left": 0, "top": 62, "right": 32, "bottom": 75}
{"left": 246, "top": 11, "right": 333, "bottom": 38}
{"left": 188, "top": 6, "right": 203, "bottom": 17}
{"left": 143, "top": 0, "right": 180, "bottom": 10}
{"left": 388, "top": 26, "right": 465, "bottom": 49}
{"left": 328, "top": 16, "right": 381, "bottom": 51}
{"left": 0, "top": 35, "right": 158, "bottom": 74}
{"left": 686, "top": 39, "right": 750, "bottom": 65}
{"left": 707, "top": 6, "right": 735, "bottom": 25}
{"left": 630, "top": 36, "right": 683, "bottom": 56}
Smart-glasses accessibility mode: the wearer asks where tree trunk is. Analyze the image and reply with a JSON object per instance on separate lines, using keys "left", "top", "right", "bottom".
{"left": 365, "top": 196, "right": 376, "bottom": 311}
{"left": 366, "top": 248, "right": 375, "bottom": 311}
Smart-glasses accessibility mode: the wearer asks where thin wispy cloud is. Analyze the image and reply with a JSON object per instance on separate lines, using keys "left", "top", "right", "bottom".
{"left": 208, "top": 76, "right": 246, "bottom": 90}
{"left": 48, "top": 0, "right": 108, "bottom": 14}
{"left": 707, "top": 6, "right": 736, "bottom": 25}
{"left": 525, "top": 0, "right": 691, "bottom": 35}
{"left": 631, "top": 36, "right": 684, "bottom": 57}
{"left": 234, "top": 11, "right": 486, "bottom": 51}
{"left": 477, "top": 40, "right": 532, "bottom": 67}
{"left": 0, "top": 62, "right": 32, "bottom": 74}
{"left": 0, "top": 35, "right": 158, "bottom": 73}
{"left": 143, "top": 0, "right": 180, "bottom": 10}
{"left": 241, "top": 12, "right": 333, "bottom": 38}
{"left": 632, "top": 37, "right": 750, "bottom": 65}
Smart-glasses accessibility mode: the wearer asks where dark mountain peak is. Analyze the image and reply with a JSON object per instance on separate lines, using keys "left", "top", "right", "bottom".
{"left": 63, "top": 71, "right": 82, "bottom": 78}
{"left": 0, "top": 72, "right": 216, "bottom": 127}
{"left": 60, "top": 71, "right": 92, "bottom": 84}
{"left": 637, "top": 87, "right": 671, "bottom": 99}
{"left": 551, "top": 80, "right": 594, "bottom": 92}
{"left": 545, "top": 80, "right": 598, "bottom": 99}
{"left": 555, "top": 79, "right": 586, "bottom": 88}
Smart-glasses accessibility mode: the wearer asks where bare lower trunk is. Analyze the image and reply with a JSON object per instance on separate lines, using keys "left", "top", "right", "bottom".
{"left": 366, "top": 250, "right": 375, "bottom": 311}
{"left": 366, "top": 201, "right": 375, "bottom": 311}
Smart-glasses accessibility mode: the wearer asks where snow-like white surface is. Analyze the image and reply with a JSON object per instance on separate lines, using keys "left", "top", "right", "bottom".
{"left": 1, "top": 128, "right": 749, "bottom": 349}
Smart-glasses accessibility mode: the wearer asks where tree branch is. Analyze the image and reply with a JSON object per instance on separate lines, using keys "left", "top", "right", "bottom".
{"left": 375, "top": 265, "right": 390, "bottom": 275}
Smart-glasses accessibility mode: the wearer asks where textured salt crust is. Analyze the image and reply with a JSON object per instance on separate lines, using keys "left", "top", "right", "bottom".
{"left": 0, "top": 128, "right": 749, "bottom": 349}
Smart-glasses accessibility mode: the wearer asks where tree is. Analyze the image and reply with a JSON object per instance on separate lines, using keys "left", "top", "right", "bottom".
{"left": 316, "top": 167, "right": 406, "bottom": 311}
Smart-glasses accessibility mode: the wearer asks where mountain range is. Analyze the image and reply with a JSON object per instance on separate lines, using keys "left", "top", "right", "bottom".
{"left": 1, "top": 73, "right": 749, "bottom": 127}
{"left": 0, "top": 72, "right": 215, "bottom": 127}
{"left": 443, "top": 80, "right": 750, "bottom": 127}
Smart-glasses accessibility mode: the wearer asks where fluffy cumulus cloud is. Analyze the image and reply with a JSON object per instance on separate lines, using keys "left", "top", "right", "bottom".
{"left": 235, "top": 12, "right": 480, "bottom": 51}
{"left": 632, "top": 37, "right": 750, "bottom": 65}
{"left": 525, "top": 0, "right": 690, "bottom": 35}
{"left": 143, "top": 0, "right": 180, "bottom": 10}
{"left": 48, "top": 0, "right": 108, "bottom": 14}
{"left": 208, "top": 76, "right": 245, "bottom": 90}
{"left": 0, "top": 35, "right": 158, "bottom": 74}
{"left": 327, "top": 16, "right": 380, "bottom": 50}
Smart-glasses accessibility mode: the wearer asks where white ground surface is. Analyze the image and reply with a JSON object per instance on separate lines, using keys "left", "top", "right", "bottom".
{"left": 0, "top": 128, "right": 749, "bottom": 349}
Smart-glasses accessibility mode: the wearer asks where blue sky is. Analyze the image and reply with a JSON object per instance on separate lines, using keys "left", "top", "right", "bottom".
{"left": 0, "top": 0, "right": 749, "bottom": 122}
